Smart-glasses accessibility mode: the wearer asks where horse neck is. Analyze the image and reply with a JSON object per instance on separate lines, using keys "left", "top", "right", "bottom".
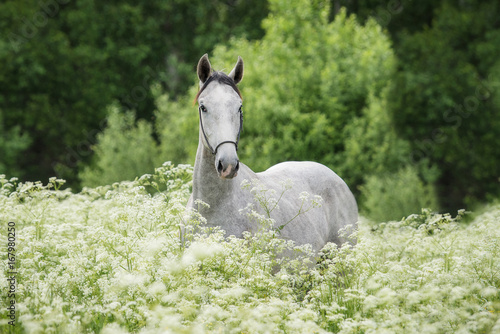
{"left": 192, "top": 135, "right": 235, "bottom": 204}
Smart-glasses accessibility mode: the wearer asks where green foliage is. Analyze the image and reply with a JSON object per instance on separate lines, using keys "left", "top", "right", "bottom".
{"left": 156, "top": 0, "right": 397, "bottom": 191}
{"left": 360, "top": 166, "right": 439, "bottom": 222}
{"left": 1, "top": 172, "right": 499, "bottom": 333}
{"left": 343, "top": 0, "right": 435, "bottom": 35}
{"left": 0, "top": 0, "right": 268, "bottom": 185}
{"left": 387, "top": 1, "right": 500, "bottom": 210}
{"left": 153, "top": 86, "right": 200, "bottom": 166}
{"left": 4, "top": 0, "right": 500, "bottom": 212}
{"left": 137, "top": 161, "right": 193, "bottom": 195}
{"left": 340, "top": 89, "right": 413, "bottom": 190}
{"left": 345, "top": 0, "right": 500, "bottom": 210}
{"left": 222, "top": 4, "right": 395, "bottom": 177}
{"left": 79, "top": 106, "right": 162, "bottom": 187}
{"left": 340, "top": 90, "right": 439, "bottom": 221}
{"left": 0, "top": 112, "right": 31, "bottom": 177}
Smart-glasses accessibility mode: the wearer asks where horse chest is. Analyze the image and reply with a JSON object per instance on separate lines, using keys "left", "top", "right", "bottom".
{"left": 190, "top": 184, "right": 252, "bottom": 235}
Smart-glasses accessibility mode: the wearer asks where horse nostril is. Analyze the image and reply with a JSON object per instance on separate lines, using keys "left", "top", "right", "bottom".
{"left": 217, "top": 160, "right": 224, "bottom": 174}
{"left": 235, "top": 161, "right": 240, "bottom": 172}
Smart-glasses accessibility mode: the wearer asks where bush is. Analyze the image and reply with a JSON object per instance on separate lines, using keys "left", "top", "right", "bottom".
{"left": 153, "top": 86, "right": 199, "bottom": 166}
{"left": 360, "top": 166, "right": 439, "bottom": 222}
{"left": 340, "top": 89, "right": 413, "bottom": 192}
{"left": 79, "top": 106, "right": 162, "bottom": 187}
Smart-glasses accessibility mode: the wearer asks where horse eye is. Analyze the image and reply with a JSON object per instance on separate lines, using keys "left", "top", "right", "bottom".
{"left": 200, "top": 105, "right": 207, "bottom": 113}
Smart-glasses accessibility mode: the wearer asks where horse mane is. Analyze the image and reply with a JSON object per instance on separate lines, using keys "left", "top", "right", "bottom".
{"left": 194, "top": 71, "right": 242, "bottom": 104}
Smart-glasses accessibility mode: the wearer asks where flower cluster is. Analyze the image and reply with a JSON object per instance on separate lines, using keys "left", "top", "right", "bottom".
{"left": 0, "top": 166, "right": 499, "bottom": 333}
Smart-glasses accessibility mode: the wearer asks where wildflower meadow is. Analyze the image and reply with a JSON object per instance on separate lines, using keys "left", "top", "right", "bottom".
{"left": 1, "top": 162, "right": 499, "bottom": 333}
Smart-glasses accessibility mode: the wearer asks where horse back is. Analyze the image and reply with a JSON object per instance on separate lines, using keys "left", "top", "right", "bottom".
{"left": 259, "top": 161, "right": 358, "bottom": 246}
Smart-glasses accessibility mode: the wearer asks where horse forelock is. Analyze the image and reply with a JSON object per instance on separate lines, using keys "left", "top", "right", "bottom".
{"left": 194, "top": 71, "right": 242, "bottom": 104}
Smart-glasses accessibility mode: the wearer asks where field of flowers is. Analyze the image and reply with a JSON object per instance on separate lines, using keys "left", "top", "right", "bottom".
{"left": 1, "top": 162, "right": 499, "bottom": 333}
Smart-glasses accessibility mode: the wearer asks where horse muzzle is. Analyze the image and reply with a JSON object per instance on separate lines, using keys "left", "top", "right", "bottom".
{"left": 216, "top": 156, "right": 240, "bottom": 179}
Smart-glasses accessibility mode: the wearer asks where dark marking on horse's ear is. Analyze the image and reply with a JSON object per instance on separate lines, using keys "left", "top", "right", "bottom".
{"left": 197, "top": 54, "right": 212, "bottom": 84}
{"left": 228, "top": 56, "right": 244, "bottom": 84}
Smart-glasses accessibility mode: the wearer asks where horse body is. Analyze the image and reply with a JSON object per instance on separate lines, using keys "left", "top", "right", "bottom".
{"left": 187, "top": 54, "right": 358, "bottom": 251}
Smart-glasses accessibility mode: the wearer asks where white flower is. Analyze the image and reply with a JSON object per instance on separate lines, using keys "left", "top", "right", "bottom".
{"left": 183, "top": 242, "right": 224, "bottom": 264}
{"left": 147, "top": 281, "right": 167, "bottom": 297}
{"left": 481, "top": 286, "right": 498, "bottom": 299}
{"left": 116, "top": 273, "right": 148, "bottom": 288}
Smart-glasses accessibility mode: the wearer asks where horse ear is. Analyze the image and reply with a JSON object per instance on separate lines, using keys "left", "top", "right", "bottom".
{"left": 228, "top": 56, "right": 244, "bottom": 84}
{"left": 197, "top": 54, "right": 212, "bottom": 85}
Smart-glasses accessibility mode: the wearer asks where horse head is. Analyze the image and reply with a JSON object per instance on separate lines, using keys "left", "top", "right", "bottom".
{"left": 195, "top": 54, "right": 244, "bottom": 179}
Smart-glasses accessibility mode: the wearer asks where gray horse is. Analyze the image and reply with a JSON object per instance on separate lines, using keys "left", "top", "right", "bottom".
{"left": 187, "top": 54, "right": 358, "bottom": 251}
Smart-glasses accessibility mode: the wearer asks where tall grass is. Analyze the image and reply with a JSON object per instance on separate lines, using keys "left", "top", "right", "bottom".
{"left": 1, "top": 163, "right": 499, "bottom": 333}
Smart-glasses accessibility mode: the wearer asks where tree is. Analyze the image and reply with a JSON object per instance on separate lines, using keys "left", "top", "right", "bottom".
{"left": 79, "top": 106, "right": 162, "bottom": 187}
{"left": 386, "top": 1, "right": 500, "bottom": 210}
{"left": 156, "top": 0, "right": 400, "bottom": 193}
{"left": 0, "top": 0, "right": 268, "bottom": 187}
{"left": 340, "top": 0, "right": 500, "bottom": 210}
